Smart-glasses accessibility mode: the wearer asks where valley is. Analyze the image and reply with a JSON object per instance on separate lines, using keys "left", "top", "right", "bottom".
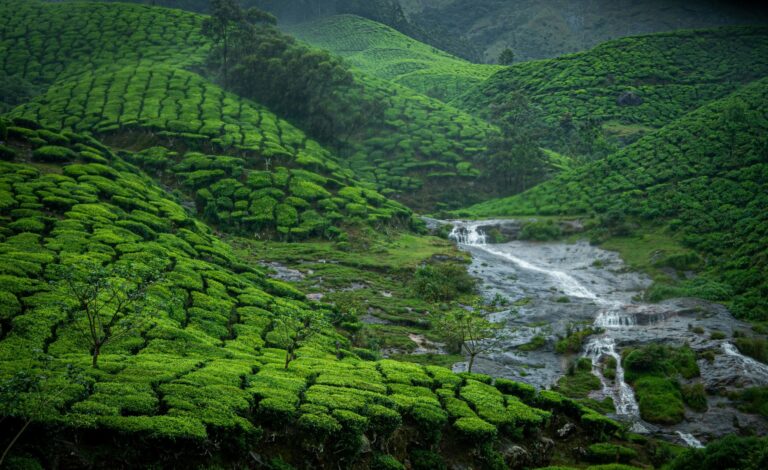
{"left": 1, "top": 0, "right": 767, "bottom": 469}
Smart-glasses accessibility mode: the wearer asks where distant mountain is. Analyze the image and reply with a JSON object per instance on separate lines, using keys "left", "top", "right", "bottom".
{"left": 400, "top": 0, "right": 768, "bottom": 63}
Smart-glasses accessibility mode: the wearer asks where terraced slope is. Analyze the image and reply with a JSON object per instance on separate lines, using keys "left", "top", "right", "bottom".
{"left": 284, "top": 14, "right": 501, "bottom": 102}
{"left": 460, "top": 77, "right": 768, "bottom": 321}
{"left": 3, "top": 0, "right": 497, "bottom": 211}
{"left": 0, "top": 118, "right": 655, "bottom": 469}
{"left": 458, "top": 26, "right": 768, "bottom": 145}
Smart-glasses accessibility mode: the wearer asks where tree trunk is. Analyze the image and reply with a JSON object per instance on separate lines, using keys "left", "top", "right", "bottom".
{"left": 468, "top": 353, "right": 476, "bottom": 374}
{"left": 0, "top": 419, "right": 32, "bottom": 466}
{"left": 92, "top": 344, "right": 100, "bottom": 369}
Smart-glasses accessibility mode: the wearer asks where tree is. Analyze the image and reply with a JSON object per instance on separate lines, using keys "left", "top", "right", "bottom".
{"left": 202, "top": 0, "right": 245, "bottom": 88}
{"left": 272, "top": 310, "right": 328, "bottom": 369}
{"left": 498, "top": 47, "right": 515, "bottom": 65}
{"left": 484, "top": 94, "right": 549, "bottom": 194}
{"left": 54, "top": 262, "right": 163, "bottom": 368}
{"left": 432, "top": 307, "right": 507, "bottom": 373}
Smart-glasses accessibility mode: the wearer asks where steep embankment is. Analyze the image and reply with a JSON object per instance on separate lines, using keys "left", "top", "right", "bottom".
{"left": 284, "top": 14, "right": 501, "bottom": 102}
{"left": 458, "top": 26, "right": 768, "bottom": 148}
{"left": 461, "top": 77, "right": 768, "bottom": 321}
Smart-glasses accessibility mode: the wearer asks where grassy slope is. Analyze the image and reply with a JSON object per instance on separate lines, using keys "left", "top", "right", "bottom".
{"left": 458, "top": 26, "right": 768, "bottom": 139}
{"left": 4, "top": 1, "right": 498, "bottom": 212}
{"left": 460, "top": 77, "right": 768, "bottom": 320}
{"left": 0, "top": 118, "right": 658, "bottom": 468}
{"left": 284, "top": 14, "right": 501, "bottom": 102}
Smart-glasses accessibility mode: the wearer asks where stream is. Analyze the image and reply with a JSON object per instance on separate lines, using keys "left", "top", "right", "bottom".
{"left": 444, "top": 219, "right": 768, "bottom": 446}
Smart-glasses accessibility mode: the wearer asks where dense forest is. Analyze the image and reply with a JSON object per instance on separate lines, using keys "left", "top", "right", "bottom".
{"left": 1, "top": 0, "right": 767, "bottom": 469}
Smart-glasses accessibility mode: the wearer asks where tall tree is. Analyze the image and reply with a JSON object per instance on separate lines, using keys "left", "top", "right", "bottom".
{"left": 498, "top": 47, "right": 515, "bottom": 65}
{"left": 484, "top": 93, "right": 548, "bottom": 194}
{"left": 54, "top": 262, "right": 163, "bottom": 368}
{"left": 202, "top": 0, "right": 245, "bottom": 88}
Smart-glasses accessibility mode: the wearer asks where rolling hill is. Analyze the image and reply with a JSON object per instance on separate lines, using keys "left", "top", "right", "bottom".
{"left": 401, "top": 0, "right": 768, "bottom": 63}
{"left": 460, "top": 76, "right": 768, "bottom": 321}
{"left": 3, "top": 0, "right": 499, "bottom": 212}
{"left": 456, "top": 25, "right": 768, "bottom": 153}
{"left": 284, "top": 14, "right": 501, "bottom": 102}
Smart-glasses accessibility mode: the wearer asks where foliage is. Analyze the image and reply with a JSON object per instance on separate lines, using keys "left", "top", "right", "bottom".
{"left": 462, "top": 78, "right": 768, "bottom": 321}
{"left": 412, "top": 261, "right": 475, "bottom": 302}
{"left": 431, "top": 308, "right": 503, "bottom": 373}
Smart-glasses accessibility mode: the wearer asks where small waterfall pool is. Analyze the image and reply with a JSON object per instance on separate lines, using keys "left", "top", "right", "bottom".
{"left": 444, "top": 219, "right": 768, "bottom": 445}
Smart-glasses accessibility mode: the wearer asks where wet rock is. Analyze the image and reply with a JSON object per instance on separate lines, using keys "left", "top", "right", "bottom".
{"left": 263, "top": 262, "right": 304, "bottom": 282}
{"left": 557, "top": 422, "right": 576, "bottom": 438}
{"left": 306, "top": 293, "right": 324, "bottom": 301}
{"left": 501, "top": 444, "right": 530, "bottom": 468}
{"left": 358, "top": 435, "right": 371, "bottom": 454}
{"left": 531, "top": 437, "right": 555, "bottom": 466}
{"left": 617, "top": 90, "right": 643, "bottom": 106}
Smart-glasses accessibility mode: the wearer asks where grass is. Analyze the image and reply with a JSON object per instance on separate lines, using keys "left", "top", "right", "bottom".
{"left": 230, "top": 233, "right": 472, "bottom": 354}
{"left": 284, "top": 14, "right": 501, "bottom": 103}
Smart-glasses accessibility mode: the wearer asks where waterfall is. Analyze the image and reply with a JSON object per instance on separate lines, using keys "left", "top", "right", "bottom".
{"left": 677, "top": 431, "right": 705, "bottom": 448}
{"left": 448, "top": 222, "right": 487, "bottom": 245}
{"left": 722, "top": 342, "right": 768, "bottom": 379}
{"left": 584, "top": 336, "right": 640, "bottom": 417}
{"left": 448, "top": 220, "right": 641, "bottom": 419}
{"left": 595, "top": 306, "right": 637, "bottom": 328}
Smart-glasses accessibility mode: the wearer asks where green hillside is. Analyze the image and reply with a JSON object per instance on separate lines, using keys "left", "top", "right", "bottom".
{"left": 460, "top": 77, "right": 768, "bottom": 321}
{"left": 3, "top": 0, "right": 498, "bottom": 211}
{"left": 458, "top": 26, "right": 768, "bottom": 149}
{"left": 402, "top": 0, "right": 768, "bottom": 63}
{"left": 284, "top": 14, "right": 501, "bottom": 102}
{"left": 0, "top": 117, "right": 668, "bottom": 469}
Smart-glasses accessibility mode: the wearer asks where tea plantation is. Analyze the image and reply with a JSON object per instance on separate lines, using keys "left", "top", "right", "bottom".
{"left": 2, "top": 0, "right": 499, "bottom": 211}
{"left": 0, "top": 118, "right": 658, "bottom": 469}
{"left": 284, "top": 14, "right": 502, "bottom": 102}
{"left": 458, "top": 26, "right": 768, "bottom": 148}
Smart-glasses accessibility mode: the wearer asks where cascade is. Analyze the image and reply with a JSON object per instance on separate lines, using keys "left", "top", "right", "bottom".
{"left": 584, "top": 336, "right": 640, "bottom": 417}
{"left": 676, "top": 431, "right": 705, "bottom": 448}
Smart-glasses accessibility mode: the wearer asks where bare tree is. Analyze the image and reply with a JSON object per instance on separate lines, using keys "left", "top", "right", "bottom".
{"left": 54, "top": 262, "right": 163, "bottom": 368}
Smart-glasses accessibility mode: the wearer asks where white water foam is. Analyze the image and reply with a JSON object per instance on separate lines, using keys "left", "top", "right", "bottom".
{"left": 677, "top": 431, "right": 705, "bottom": 448}
{"left": 449, "top": 220, "right": 642, "bottom": 419}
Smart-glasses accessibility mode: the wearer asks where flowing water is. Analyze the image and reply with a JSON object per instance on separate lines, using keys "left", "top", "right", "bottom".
{"left": 444, "top": 219, "right": 768, "bottom": 444}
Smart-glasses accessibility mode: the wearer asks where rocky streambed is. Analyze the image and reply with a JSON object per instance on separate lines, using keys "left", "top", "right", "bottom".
{"left": 444, "top": 219, "right": 768, "bottom": 446}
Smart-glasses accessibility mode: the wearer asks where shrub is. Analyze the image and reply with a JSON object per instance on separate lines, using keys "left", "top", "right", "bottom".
{"left": 297, "top": 413, "right": 342, "bottom": 437}
{"left": 365, "top": 404, "right": 402, "bottom": 436}
{"left": 495, "top": 378, "right": 536, "bottom": 402}
{"left": 519, "top": 220, "right": 562, "bottom": 241}
{"left": 453, "top": 417, "right": 497, "bottom": 443}
{"left": 412, "top": 262, "right": 475, "bottom": 301}
{"left": 410, "top": 449, "right": 446, "bottom": 470}
{"left": 258, "top": 397, "right": 297, "bottom": 423}
{"left": 635, "top": 377, "right": 684, "bottom": 424}
{"left": 681, "top": 383, "right": 708, "bottom": 412}
{"left": 0, "top": 144, "right": 18, "bottom": 161}
{"left": 372, "top": 454, "right": 405, "bottom": 470}
{"left": 587, "top": 443, "right": 638, "bottom": 463}
{"left": 32, "top": 145, "right": 76, "bottom": 162}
